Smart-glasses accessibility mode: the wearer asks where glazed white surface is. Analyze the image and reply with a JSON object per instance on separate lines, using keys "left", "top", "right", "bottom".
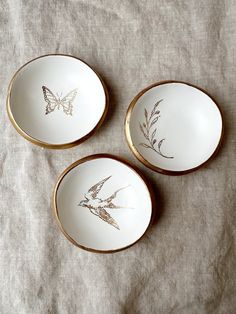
{"left": 9, "top": 55, "right": 106, "bottom": 145}
{"left": 56, "top": 157, "right": 152, "bottom": 251}
{"left": 128, "top": 82, "right": 222, "bottom": 172}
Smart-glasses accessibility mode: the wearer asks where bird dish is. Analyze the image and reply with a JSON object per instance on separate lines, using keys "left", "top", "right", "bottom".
{"left": 53, "top": 154, "right": 153, "bottom": 253}
{"left": 125, "top": 81, "right": 223, "bottom": 175}
{"left": 7, "top": 54, "right": 108, "bottom": 148}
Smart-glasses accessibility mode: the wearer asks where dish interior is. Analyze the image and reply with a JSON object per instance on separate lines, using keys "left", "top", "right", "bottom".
{"left": 56, "top": 158, "right": 152, "bottom": 251}
{"left": 9, "top": 55, "right": 106, "bottom": 145}
{"left": 128, "top": 83, "right": 222, "bottom": 172}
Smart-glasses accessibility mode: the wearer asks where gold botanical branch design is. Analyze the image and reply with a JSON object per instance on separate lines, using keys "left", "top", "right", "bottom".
{"left": 139, "top": 99, "right": 174, "bottom": 159}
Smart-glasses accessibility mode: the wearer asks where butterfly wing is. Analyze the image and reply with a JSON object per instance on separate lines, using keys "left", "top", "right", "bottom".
{"left": 61, "top": 89, "right": 78, "bottom": 115}
{"left": 42, "top": 86, "right": 58, "bottom": 114}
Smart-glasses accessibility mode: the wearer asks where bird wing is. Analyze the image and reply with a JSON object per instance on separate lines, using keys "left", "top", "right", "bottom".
{"left": 104, "top": 202, "right": 125, "bottom": 209}
{"left": 98, "top": 208, "right": 120, "bottom": 230}
{"left": 85, "top": 175, "right": 112, "bottom": 199}
{"left": 104, "top": 185, "right": 129, "bottom": 203}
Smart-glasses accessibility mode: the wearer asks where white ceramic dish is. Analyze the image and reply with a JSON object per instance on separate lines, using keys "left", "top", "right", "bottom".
{"left": 7, "top": 54, "right": 108, "bottom": 148}
{"left": 53, "top": 154, "right": 153, "bottom": 253}
{"left": 125, "top": 81, "right": 223, "bottom": 175}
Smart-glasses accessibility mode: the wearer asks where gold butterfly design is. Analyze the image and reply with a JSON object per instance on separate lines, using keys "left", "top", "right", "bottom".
{"left": 42, "top": 86, "right": 78, "bottom": 115}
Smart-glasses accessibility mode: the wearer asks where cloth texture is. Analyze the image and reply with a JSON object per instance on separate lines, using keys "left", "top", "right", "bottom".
{"left": 1, "top": 0, "right": 236, "bottom": 313}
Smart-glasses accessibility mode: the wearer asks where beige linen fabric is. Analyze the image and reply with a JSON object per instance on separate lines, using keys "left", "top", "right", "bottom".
{"left": 0, "top": 0, "right": 236, "bottom": 313}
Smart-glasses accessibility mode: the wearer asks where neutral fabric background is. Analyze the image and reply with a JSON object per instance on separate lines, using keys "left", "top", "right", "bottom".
{"left": 1, "top": 0, "right": 236, "bottom": 313}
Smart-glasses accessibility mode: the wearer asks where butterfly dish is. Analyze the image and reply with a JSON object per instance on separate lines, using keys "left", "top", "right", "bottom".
{"left": 42, "top": 86, "right": 78, "bottom": 116}
{"left": 7, "top": 54, "right": 108, "bottom": 148}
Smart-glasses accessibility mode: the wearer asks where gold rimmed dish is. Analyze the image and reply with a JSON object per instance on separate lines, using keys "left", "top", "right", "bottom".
{"left": 7, "top": 54, "right": 109, "bottom": 149}
{"left": 53, "top": 154, "right": 154, "bottom": 253}
{"left": 125, "top": 81, "right": 223, "bottom": 175}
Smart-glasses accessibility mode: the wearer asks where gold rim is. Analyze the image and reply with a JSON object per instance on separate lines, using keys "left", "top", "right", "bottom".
{"left": 6, "top": 54, "right": 109, "bottom": 149}
{"left": 53, "top": 154, "right": 155, "bottom": 253}
{"left": 125, "top": 80, "right": 224, "bottom": 176}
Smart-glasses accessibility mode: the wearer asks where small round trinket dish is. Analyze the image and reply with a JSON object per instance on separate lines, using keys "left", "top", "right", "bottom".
{"left": 125, "top": 81, "right": 223, "bottom": 175}
{"left": 7, "top": 54, "right": 108, "bottom": 148}
{"left": 53, "top": 154, "right": 153, "bottom": 253}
